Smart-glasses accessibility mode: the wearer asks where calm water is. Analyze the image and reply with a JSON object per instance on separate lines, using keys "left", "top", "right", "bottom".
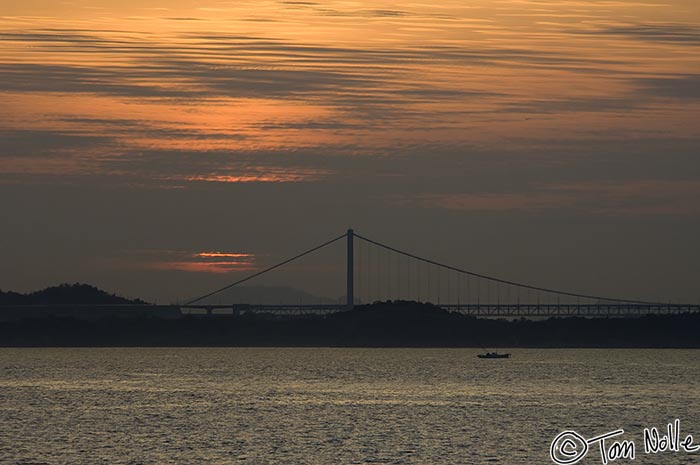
{"left": 1, "top": 348, "right": 699, "bottom": 465}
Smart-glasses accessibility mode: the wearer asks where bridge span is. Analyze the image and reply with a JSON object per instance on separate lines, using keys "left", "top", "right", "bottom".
{"left": 181, "top": 229, "right": 699, "bottom": 319}
{"left": 180, "top": 302, "right": 700, "bottom": 318}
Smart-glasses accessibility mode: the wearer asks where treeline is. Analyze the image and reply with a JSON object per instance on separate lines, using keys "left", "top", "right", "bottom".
{"left": 1, "top": 300, "right": 699, "bottom": 347}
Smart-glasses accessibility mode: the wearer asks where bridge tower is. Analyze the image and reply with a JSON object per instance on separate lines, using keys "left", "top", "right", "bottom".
{"left": 346, "top": 228, "right": 354, "bottom": 309}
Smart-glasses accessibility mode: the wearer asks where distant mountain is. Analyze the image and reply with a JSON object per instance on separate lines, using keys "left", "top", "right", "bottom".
{"left": 190, "top": 285, "right": 340, "bottom": 305}
{"left": 0, "top": 283, "right": 147, "bottom": 305}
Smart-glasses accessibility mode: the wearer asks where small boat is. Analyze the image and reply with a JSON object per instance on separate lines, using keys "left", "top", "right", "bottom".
{"left": 477, "top": 352, "right": 511, "bottom": 359}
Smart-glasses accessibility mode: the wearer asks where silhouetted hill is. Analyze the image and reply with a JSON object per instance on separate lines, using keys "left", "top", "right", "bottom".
{"left": 0, "top": 283, "right": 147, "bottom": 305}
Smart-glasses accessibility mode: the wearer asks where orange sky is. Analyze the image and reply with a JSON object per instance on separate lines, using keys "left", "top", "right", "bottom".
{"left": 0, "top": 0, "right": 699, "bottom": 301}
{"left": 2, "top": 0, "right": 698, "bottom": 183}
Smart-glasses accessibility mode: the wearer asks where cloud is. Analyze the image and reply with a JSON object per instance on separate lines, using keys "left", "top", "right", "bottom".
{"left": 0, "top": 129, "right": 334, "bottom": 184}
{"left": 579, "top": 23, "right": 700, "bottom": 45}
{"left": 634, "top": 75, "right": 700, "bottom": 100}
{"left": 0, "top": 30, "right": 132, "bottom": 45}
{"left": 1, "top": 13, "right": 699, "bottom": 190}
{"left": 0, "top": 27, "right": 619, "bottom": 109}
{"left": 55, "top": 116, "right": 249, "bottom": 141}
{"left": 96, "top": 148, "right": 335, "bottom": 184}
{"left": 128, "top": 249, "right": 258, "bottom": 273}
{"left": 400, "top": 180, "right": 700, "bottom": 216}
{"left": 162, "top": 17, "right": 208, "bottom": 22}
{"left": 0, "top": 129, "right": 115, "bottom": 157}
{"left": 0, "top": 63, "right": 188, "bottom": 98}
{"left": 6, "top": 20, "right": 695, "bottom": 141}
{"left": 402, "top": 192, "right": 571, "bottom": 212}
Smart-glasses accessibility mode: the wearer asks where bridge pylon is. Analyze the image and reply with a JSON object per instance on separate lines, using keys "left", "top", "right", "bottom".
{"left": 347, "top": 228, "right": 354, "bottom": 309}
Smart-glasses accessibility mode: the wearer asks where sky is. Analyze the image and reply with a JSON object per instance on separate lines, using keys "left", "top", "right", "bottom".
{"left": 1, "top": 0, "right": 699, "bottom": 304}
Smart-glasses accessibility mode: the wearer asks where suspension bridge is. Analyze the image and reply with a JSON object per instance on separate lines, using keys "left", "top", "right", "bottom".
{"left": 181, "top": 229, "right": 700, "bottom": 318}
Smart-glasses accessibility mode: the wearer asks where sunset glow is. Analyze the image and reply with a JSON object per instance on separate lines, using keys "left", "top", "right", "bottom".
{"left": 195, "top": 252, "right": 254, "bottom": 259}
{"left": 1, "top": 0, "right": 698, "bottom": 301}
{"left": 145, "top": 261, "right": 258, "bottom": 274}
{"left": 132, "top": 250, "right": 257, "bottom": 274}
{"left": 2, "top": 0, "right": 698, "bottom": 188}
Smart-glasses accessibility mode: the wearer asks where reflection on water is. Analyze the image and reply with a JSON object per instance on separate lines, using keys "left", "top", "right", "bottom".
{"left": 1, "top": 348, "right": 699, "bottom": 464}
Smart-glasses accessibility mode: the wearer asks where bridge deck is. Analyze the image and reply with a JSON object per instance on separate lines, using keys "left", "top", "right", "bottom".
{"left": 181, "top": 303, "right": 700, "bottom": 318}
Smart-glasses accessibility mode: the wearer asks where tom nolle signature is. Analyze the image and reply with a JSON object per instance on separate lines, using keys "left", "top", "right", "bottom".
{"left": 550, "top": 419, "right": 700, "bottom": 464}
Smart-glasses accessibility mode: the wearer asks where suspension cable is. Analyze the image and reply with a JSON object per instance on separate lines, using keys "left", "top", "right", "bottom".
{"left": 354, "top": 232, "right": 663, "bottom": 305}
{"left": 184, "top": 233, "right": 346, "bottom": 305}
